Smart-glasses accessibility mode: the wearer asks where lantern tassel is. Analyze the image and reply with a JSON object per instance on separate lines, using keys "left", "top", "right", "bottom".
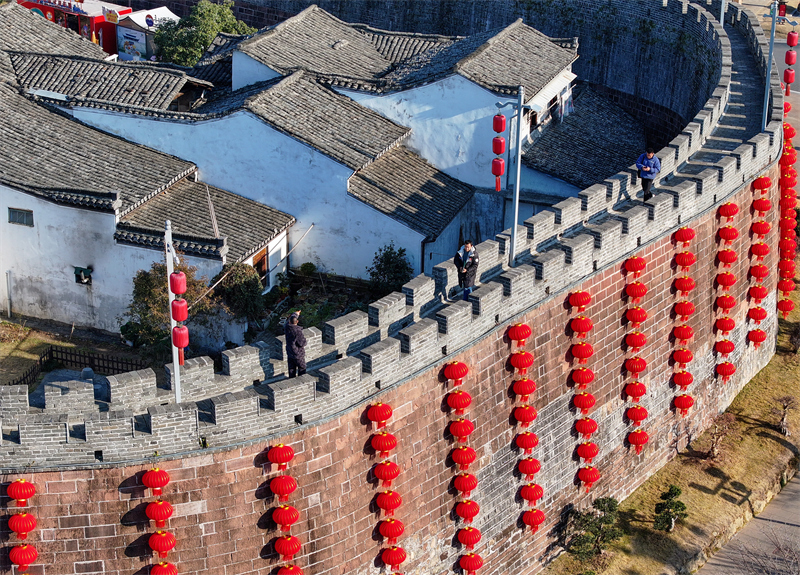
{"left": 495, "top": 176, "right": 501, "bottom": 192}
{"left": 178, "top": 348, "right": 185, "bottom": 366}
{"left": 635, "top": 445, "right": 643, "bottom": 455}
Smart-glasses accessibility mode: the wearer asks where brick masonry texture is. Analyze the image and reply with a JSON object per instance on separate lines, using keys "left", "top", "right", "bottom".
{"left": 0, "top": 1, "right": 788, "bottom": 575}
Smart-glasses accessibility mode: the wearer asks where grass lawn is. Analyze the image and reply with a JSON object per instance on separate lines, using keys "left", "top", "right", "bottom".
{"left": 542, "top": 283, "right": 800, "bottom": 575}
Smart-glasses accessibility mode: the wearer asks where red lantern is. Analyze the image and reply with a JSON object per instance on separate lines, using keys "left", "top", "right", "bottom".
{"left": 673, "top": 370, "right": 694, "bottom": 391}
{"left": 146, "top": 500, "right": 174, "bottom": 528}
{"left": 674, "top": 394, "right": 695, "bottom": 418}
{"left": 455, "top": 499, "right": 480, "bottom": 523}
{"left": 381, "top": 546, "right": 407, "bottom": 571}
{"left": 715, "top": 316, "right": 736, "bottom": 336}
{"left": 673, "top": 324, "right": 694, "bottom": 345}
{"left": 751, "top": 242, "right": 770, "bottom": 262}
{"left": 752, "top": 220, "right": 771, "bottom": 239}
{"left": 750, "top": 264, "right": 769, "bottom": 281}
{"left": 784, "top": 228, "right": 797, "bottom": 240}
{"left": 169, "top": 271, "right": 186, "bottom": 295}
{"left": 749, "top": 285, "right": 769, "bottom": 304}
{"left": 573, "top": 392, "right": 596, "bottom": 415}
{"left": 780, "top": 259, "right": 797, "bottom": 274}
{"left": 367, "top": 402, "right": 393, "bottom": 428}
{"left": 783, "top": 250, "right": 796, "bottom": 260}
{"left": 716, "top": 272, "right": 737, "bottom": 291}
{"left": 719, "top": 202, "right": 739, "bottom": 221}
{"left": 782, "top": 267, "right": 796, "bottom": 279}
{"left": 492, "top": 157, "right": 505, "bottom": 191}
{"left": 6, "top": 479, "right": 35, "bottom": 507}
{"left": 267, "top": 444, "right": 295, "bottom": 471}
{"left": 784, "top": 187, "right": 798, "bottom": 200}
{"left": 716, "top": 295, "right": 737, "bottom": 312}
{"left": 515, "top": 432, "right": 539, "bottom": 454}
{"left": 376, "top": 490, "right": 402, "bottom": 517}
{"left": 779, "top": 298, "right": 795, "bottom": 318}
{"left": 514, "top": 405, "right": 538, "bottom": 427}
{"left": 270, "top": 475, "right": 297, "bottom": 502}
{"left": 171, "top": 325, "right": 188, "bottom": 366}
{"left": 8, "top": 513, "right": 36, "bottom": 540}
{"left": 755, "top": 175, "right": 774, "bottom": 189}
{"left": 786, "top": 67, "right": 796, "bottom": 86}
{"left": 625, "top": 331, "right": 647, "bottom": 352}
{"left": 626, "top": 405, "right": 648, "bottom": 427}
{"left": 458, "top": 526, "right": 482, "bottom": 550}
{"left": 575, "top": 417, "right": 598, "bottom": 439}
{"left": 787, "top": 102, "right": 794, "bottom": 116}
{"left": 753, "top": 197, "right": 772, "bottom": 214}
{"left": 513, "top": 378, "right": 537, "bottom": 402}
{"left": 625, "top": 381, "right": 647, "bottom": 402}
{"left": 275, "top": 535, "right": 302, "bottom": 561}
{"left": 749, "top": 306, "right": 768, "bottom": 324}
{"left": 447, "top": 390, "right": 472, "bottom": 415}
{"left": 625, "top": 256, "right": 647, "bottom": 278}
{"left": 444, "top": 361, "right": 469, "bottom": 385}
{"left": 715, "top": 339, "right": 735, "bottom": 358}
{"left": 568, "top": 290, "right": 592, "bottom": 311}
{"left": 452, "top": 446, "right": 477, "bottom": 470}
{"left": 674, "top": 226, "right": 695, "bottom": 246}
{"left": 508, "top": 323, "right": 532, "bottom": 346}
{"left": 450, "top": 418, "right": 475, "bottom": 443}
{"left": 718, "top": 226, "right": 739, "bottom": 245}
{"left": 781, "top": 198, "right": 798, "bottom": 211}
{"left": 576, "top": 441, "right": 599, "bottom": 464}
{"left": 782, "top": 149, "right": 799, "bottom": 166}
{"left": 786, "top": 121, "right": 798, "bottom": 139}
{"left": 674, "top": 301, "right": 695, "bottom": 321}
{"left": 570, "top": 342, "right": 594, "bottom": 365}
{"left": 578, "top": 466, "right": 600, "bottom": 493}
{"left": 781, "top": 217, "right": 798, "bottom": 232}
{"left": 571, "top": 368, "right": 594, "bottom": 390}
{"left": 522, "top": 509, "right": 546, "bottom": 532}
{"left": 459, "top": 552, "right": 484, "bottom": 575}
{"left": 718, "top": 249, "right": 737, "bottom": 268}
{"left": 628, "top": 429, "right": 649, "bottom": 455}
{"left": 672, "top": 348, "right": 693, "bottom": 369}
{"left": 748, "top": 329, "right": 767, "bottom": 349}
{"left": 625, "top": 356, "right": 647, "bottom": 378}
{"left": 674, "top": 276, "right": 696, "bottom": 297}
{"left": 785, "top": 208, "right": 799, "bottom": 219}
{"left": 510, "top": 350, "right": 534, "bottom": 373}
{"left": 625, "top": 281, "right": 648, "bottom": 303}
{"left": 783, "top": 174, "right": 798, "bottom": 189}
{"left": 626, "top": 306, "right": 648, "bottom": 327}
{"left": 520, "top": 483, "right": 544, "bottom": 506}
{"left": 493, "top": 114, "right": 506, "bottom": 133}
{"left": 9, "top": 544, "right": 37, "bottom": 571}
{"left": 373, "top": 461, "right": 401, "bottom": 487}
{"left": 492, "top": 136, "right": 505, "bottom": 155}
{"left": 148, "top": 531, "right": 176, "bottom": 559}
{"left": 170, "top": 298, "right": 188, "bottom": 322}
{"left": 454, "top": 473, "right": 478, "bottom": 497}
{"left": 273, "top": 505, "right": 299, "bottom": 532}
{"left": 716, "top": 361, "right": 737, "bottom": 383}
{"left": 780, "top": 279, "right": 797, "bottom": 294}
{"left": 789, "top": 50, "right": 798, "bottom": 65}
{"left": 277, "top": 567, "right": 304, "bottom": 575}
{"left": 518, "top": 458, "right": 541, "bottom": 480}
{"left": 151, "top": 562, "right": 178, "bottom": 575}
{"left": 379, "top": 518, "right": 405, "bottom": 545}
{"left": 371, "top": 432, "right": 398, "bottom": 457}
{"left": 142, "top": 468, "right": 170, "bottom": 496}
{"left": 570, "top": 315, "right": 594, "bottom": 338}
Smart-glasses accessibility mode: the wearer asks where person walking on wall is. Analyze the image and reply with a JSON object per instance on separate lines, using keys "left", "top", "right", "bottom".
{"left": 454, "top": 240, "right": 479, "bottom": 301}
{"left": 636, "top": 147, "right": 661, "bottom": 202}
{"left": 284, "top": 311, "right": 307, "bottom": 378}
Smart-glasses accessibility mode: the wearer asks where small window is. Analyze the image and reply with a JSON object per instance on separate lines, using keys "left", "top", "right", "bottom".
{"left": 8, "top": 208, "right": 33, "bottom": 227}
{"left": 74, "top": 266, "right": 93, "bottom": 285}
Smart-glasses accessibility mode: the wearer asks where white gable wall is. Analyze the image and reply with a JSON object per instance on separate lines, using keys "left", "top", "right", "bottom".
{"left": 231, "top": 51, "right": 281, "bottom": 91}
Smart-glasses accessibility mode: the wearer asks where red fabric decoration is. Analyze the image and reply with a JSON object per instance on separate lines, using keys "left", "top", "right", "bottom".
{"left": 447, "top": 390, "right": 473, "bottom": 415}
{"left": 625, "top": 256, "right": 647, "bottom": 277}
{"left": 625, "top": 281, "right": 648, "bottom": 303}
{"left": 514, "top": 405, "right": 538, "bottom": 427}
{"left": 751, "top": 242, "right": 771, "bottom": 261}
{"left": 454, "top": 473, "right": 478, "bottom": 497}
{"left": 749, "top": 285, "right": 769, "bottom": 304}
{"left": 274, "top": 535, "right": 302, "bottom": 561}
{"left": 271, "top": 475, "right": 297, "bottom": 502}
{"left": 674, "top": 276, "right": 696, "bottom": 296}
{"left": 626, "top": 306, "right": 648, "bottom": 327}
{"left": 674, "top": 301, "right": 696, "bottom": 321}
{"left": 626, "top": 405, "right": 648, "bottom": 427}
{"left": 520, "top": 483, "right": 544, "bottom": 506}
{"left": 575, "top": 417, "right": 598, "bottom": 439}
{"left": 780, "top": 259, "right": 797, "bottom": 273}
{"left": 673, "top": 324, "right": 695, "bottom": 344}
{"left": 452, "top": 446, "right": 477, "bottom": 470}
{"left": 578, "top": 466, "right": 600, "bottom": 493}
{"left": 371, "top": 432, "right": 398, "bottom": 457}
{"left": 715, "top": 339, "right": 735, "bottom": 358}
{"left": 718, "top": 249, "right": 738, "bottom": 268}
{"left": 373, "top": 461, "right": 401, "bottom": 487}
{"left": 267, "top": 444, "right": 295, "bottom": 471}
{"left": 719, "top": 202, "right": 739, "bottom": 221}
{"left": 9, "top": 544, "right": 37, "bottom": 571}
{"left": 752, "top": 220, "right": 772, "bottom": 239}
{"left": 716, "top": 361, "right": 737, "bottom": 383}
{"left": 781, "top": 267, "right": 796, "bottom": 279}
{"left": 8, "top": 513, "right": 36, "bottom": 540}
{"left": 450, "top": 418, "right": 475, "bottom": 443}
{"left": 570, "top": 315, "right": 594, "bottom": 338}
{"left": 576, "top": 441, "right": 599, "bottom": 463}
{"left": 749, "top": 306, "right": 768, "bottom": 324}
{"left": 570, "top": 342, "right": 594, "bottom": 364}
{"left": 376, "top": 490, "right": 402, "bottom": 517}
{"left": 508, "top": 323, "right": 532, "bottom": 347}
{"left": 753, "top": 197, "right": 772, "bottom": 214}
{"left": 367, "top": 403, "right": 393, "bottom": 428}
{"left": 151, "top": 562, "right": 178, "bottom": 575}
{"left": 273, "top": 505, "right": 299, "bottom": 532}
{"left": 444, "top": 361, "right": 469, "bottom": 385}
{"left": 779, "top": 298, "right": 796, "bottom": 318}
{"left": 674, "top": 227, "right": 695, "bottom": 246}
{"left": 510, "top": 350, "right": 534, "bottom": 374}
{"left": 625, "top": 356, "right": 647, "bottom": 377}
{"left": 716, "top": 272, "right": 737, "bottom": 291}
{"left": 625, "top": 331, "right": 647, "bottom": 351}
{"left": 782, "top": 217, "right": 798, "bottom": 232}
{"left": 455, "top": 500, "right": 480, "bottom": 523}
{"left": 381, "top": 546, "right": 407, "bottom": 571}
{"left": 277, "top": 567, "right": 303, "bottom": 575}
{"left": 379, "top": 519, "right": 405, "bottom": 545}
{"left": 518, "top": 458, "right": 541, "bottom": 480}
{"left": 672, "top": 348, "right": 694, "bottom": 369}
{"left": 522, "top": 509, "right": 546, "bottom": 532}
{"left": 750, "top": 264, "right": 770, "bottom": 281}
{"left": 781, "top": 197, "right": 798, "bottom": 210}
{"left": 515, "top": 431, "right": 539, "bottom": 455}
{"left": 779, "top": 279, "right": 797, "bottom": 294}
{"left": 716, "top": 295, "right": 737, "bottom": 312}
{"left": 673, "top": 370, "right": 694, "bottom": 391}
{"left": 718, "top": 226, "right": 739, "bottom": 245}
{"left": 675, "top": 250, "right": 697, "bottom": 270}
{"left": 573, "top": 392, "right": 596, "bottom": 415}
{"left": 146, "top": 500, "right": 174, "bottom": 528}
{"left": 7, "top": 479, "right": 35, "bottom": 507}
{"left": 459, "top": 553, "right": 484, "bottom": 575}
{"left": 571, "top": 368, "right": 594, "bottom": 390}
{"left": 628, "top": 429, "right": 649, "bottom": 455}
{"left": 568, "top": 290, "right": 592, "bottom": 311}
{"left": 148, "top": 531, "right": 176, "bottom": 559}
{"left": 142, "top": 469, "right": 170, "bottom": 497}
{"left": 513, "top": 378, "right": 537, "bottom": 402}
{"left": 674, "top": 394, "right": 695, "bottom": 417}
{"left": 748, "top": 329, "right": 767, "bottom": 348}
{"left": 457, "top": 526, "right": 482, "bottom": 550}
{"left": 624, "top": 381, "right": 647, "bottom": 402}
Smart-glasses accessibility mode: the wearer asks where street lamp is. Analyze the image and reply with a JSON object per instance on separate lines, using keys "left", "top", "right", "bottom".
{"left": 762, "top": 0, "right": 798, "bottom": 131}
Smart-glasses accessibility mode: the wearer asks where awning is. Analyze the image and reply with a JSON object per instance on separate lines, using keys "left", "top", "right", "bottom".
{"left": 528, "top": 70, "right": 576, "bottom": 114}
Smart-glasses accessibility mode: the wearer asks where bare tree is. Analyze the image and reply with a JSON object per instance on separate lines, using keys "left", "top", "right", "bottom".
{"left": 705, "top": 413, "right": 737, "bottom": 460}
{"left": 739, "top": 528, "right": 800, "bottom": 574}
{"left": 772, "top": 396, "right": 796, "bottom": 437}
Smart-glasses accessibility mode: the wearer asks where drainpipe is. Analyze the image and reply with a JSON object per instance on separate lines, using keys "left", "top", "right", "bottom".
{"left": 5, "top": 270, "right": 10, "bottom": 319}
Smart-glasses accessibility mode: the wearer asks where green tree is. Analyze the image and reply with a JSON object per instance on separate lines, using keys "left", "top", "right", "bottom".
{"left": 154, "top": 0, "right": 256, "bottom": 67}
{"left": 366, "top": 241, "right": 414, "bottom": 298}
{"left": 567, "top": 497, "right": 624, "bottom": 561}
{"left": 654, "top": 485, "right": 688, "bottom": 532}
{"left": 212, "top": 262, "right": 264, "bottom": 320}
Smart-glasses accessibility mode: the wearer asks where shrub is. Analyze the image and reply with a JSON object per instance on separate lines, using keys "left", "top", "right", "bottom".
{"left": 366, "top": 241, "right": 414, "bottom": 298}
{"left": 654, "top": 485, "right": 688, "bottom": 532}
{"left": 567, "top": 497, "right": 624, "bottom": 561}
{"left": 212, "top": 262, "right": 264, "bottom": 320}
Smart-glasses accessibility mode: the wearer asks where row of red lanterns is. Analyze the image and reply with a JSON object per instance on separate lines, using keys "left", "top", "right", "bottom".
{"left": 491, "top": 114, "right": 506, "bottom": 192}
{"left": 623, "top": 257, "right": 650, "bottom": 455}
{"left": 778, "top": 122, "right": 798, "bottom": 322}
{"left": 7, "top": 479, "right": 38, "bottom": 574}
{"left": 671, "top": 228, "right": 696, "bottom": 419}
{"left": 141, "top": 468, "right": 177, "bottom": 573}
{"left": 266, "top": 444, "right": 303, "bottom": 572}
{"left": 169, "top": 271, "right": 189, "bottom": 366}
{"left": 746, "top": 175, "right": 773, "bottom": 351}
{"left": 712, "top": 204, "right": 740, "bottom": 384}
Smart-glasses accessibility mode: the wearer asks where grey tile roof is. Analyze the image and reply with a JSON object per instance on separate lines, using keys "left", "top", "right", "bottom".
{"left": 0, "top": 2, "right": 106, "bottom": 59}
{"left": 349, "top": 146, "right": 474, "bottom": 239}
{"left": 351, "top": 25, "right": 452, "bottom": 64}
{"left": 117, "top": 179, "right": 295, "bottom": 261}
{"left": 190, "top": 32, "right": 251, "bottom": 87}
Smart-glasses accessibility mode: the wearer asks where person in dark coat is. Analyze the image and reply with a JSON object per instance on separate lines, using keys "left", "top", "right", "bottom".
{"left": 284, "top": 311, "right": 307, "bottom": 378}
{"left": 454, "top": 240, "right": 479, "bottom": 301}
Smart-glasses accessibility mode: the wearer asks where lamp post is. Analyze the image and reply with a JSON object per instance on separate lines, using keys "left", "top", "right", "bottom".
{"left": 762, "top": 1, "right": 798, "bottom": 131}
{"left": 164, "top": 220, "right": 182, "bottom": 404}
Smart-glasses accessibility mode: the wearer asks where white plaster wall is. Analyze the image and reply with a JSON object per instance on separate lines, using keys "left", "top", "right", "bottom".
{"left": 0, "top": 186, "right": 220, "bottom": 332}
{"left": 71, "top": 108, "right": 425, "bottom": 277}
{"left": 231, "top": 51, "right": 280, "bottom": 91}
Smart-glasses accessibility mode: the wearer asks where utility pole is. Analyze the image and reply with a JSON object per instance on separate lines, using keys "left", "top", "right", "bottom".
{"left": 165, "top": 220, "right": 182, "bottom": 404}
{"left": 763, "top": 0, "right": 798, "bottom": 131}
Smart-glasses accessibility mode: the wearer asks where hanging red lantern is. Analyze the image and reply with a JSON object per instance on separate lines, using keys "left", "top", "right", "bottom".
{"left": 625, "top": 331, "right": 647, "bottom": 351}
{"left": 169, "top": 271, "right": 186, "bottom": 295}
{"left": 789, "top": 49, "right": 798, "bottom": 65}
{"left": 673, "top": 324, "right": 695, "bottom": 345}
{"left": 749, "top": 306, "right": 768, "bottom": 324}
{"left": 674, "top": 226, "right": 696, "bottom": 246}
{"left": 447, "top": 390, "right": 472, "bottom": 415}
{"left": 492, "top": 157, "right": 505, "bottom": 191}
{"left": 754, "top": 175, "right": 773, "bottom": 192}
{"left": 786, "top": 67, "right": 796, "bottom": 86}
{"left": 151, "top": 562, "right": 178, "bottom": 575}
{"left": 626, "top": 405, "right": 648, "bottom": 427}
{"left": 625, "top": 356, "right": 647, "bottom": 378}
{"left": 568, "top": 290, "right": 592, "bottom": 311}
{"left": 493, "top": 114, "right": 507, "bottom": 133}
{"left": 780, "top": 259, "right": 797, "bottom": 274}
{"left": 570, "top": 342, "right": 594, "bottom": 365}
{"left": 625, "top": 256, "right": 647, "bottom": 277}
{"left": 576, "top": 441, "right": 599, "bottom": 464}
{"left": 518, "top": 457, "right": 541, "bottom": 480}
{"left": 492, "top": 136, "right": 506, "bottom": 155}
{"left": 674, "top": 394, "right": 695, "bottom": 418}
{"left": 371, "top": 432, "right": 398, "bottom": 457}
{"left": 373, "top": 461, "right": 400, "bottom": 487}
{"left": 452, "top": 446, "right": 477, "bottom": 470}
{"left": 142, "top": 469, "right": 170, "bottom": 496}
{"left": 381, "top": 546, "right": 407, "bottom": 571}
{"left": 508, "top": 323, "right": 532, "bottom": 346}
{"left": 458, "top": 526, "right": 482, "bottom": 550}
{"left": 672, "top": 348, "right": 693, "bottom": 369}
{"left": 716, "top": 295, "right": 737, "bottom": 312}
{"left": 570, "top": 316, "right": 594, "bottom": 338}
{"left": 170, "top": 298, "right": 188, "bottom": 322}
{"left": 780, "top": 279, "right": 797, "bottom": 294}
{"left": 459, "top": 552, "right": 484, "bottom": 575}
{"left": 8, "top": 513, "right": 36, "bottom": 540}
{"left": 578, "top": 466, "right": 600, "bottom": 493}
{"left": 782, "top": 267, "right": 797, "bottom": 279}
{"left": 715, "top": 339, "right": 735, "bottom": 358}
{"left": 716, "top": 316, "right": 736, "bottom": 335}
{"left": 149, "top": 531, "right": 176, "bottom": 559}
{"left": 673, "top": 370, "right": 694, "bottom": 391}
{"left": 575, "top": 417, "right": 598, "bottom": 439}
{"left": 781, "top": 217, "right": 798, "bottom": 232}
{"left": 748, "top": 329, "right": 767, "bottom": 349}
{"left": 783, "top": 174, "right": 798, "bottom": 189}
{"left": 719, "top": 202, "right": 739, "bottom": 221}
{"left": 367, "top": 402, "right": 393, "bottom": 428}
{"left": 783, "top": 187, "right": 798, "bottom": 200}
{"left": 750, "top": 264, "right": 770, "bottom": 281}
{"left": 749, "top": 285, "right": 769, "bottom": 304}
{"left": 455, "top": 499, "right": 480, "bottom": 523}
{"left": 9, "top": 544, "right": 37, "bottom": 572}
{"left": 273, "top": 505, "right": 299, "bottom": 532}
{"left": 146, "top": 500, "right": 174, "bottom": 528}
{"left": 625, "top": 281, "right": 648, "bottom": 303}
{"left": 779, "top": 298, "right": 796, "bottom": 318}
{"left": 784, "top": 228, "right": 797, "bottom": 240}
{"left": 454, "top": 473, "right": 478, "bottom": 497}
{"left": 786, "top": 121, "right": 798, "bottom": 139}
{"left": 718, "top": 226, "right": 739, "bottom": 245}
{"left": 444, "top": 361, "right": 469, "bottom": 385}
{"left": 782, "top": 149, "right": 799, "bottom": 167}
{"left": 716, "top": 361, "right": 737, "bottom": 383}
{"left": 675, "top": 250, "right": 697, "bottom": 270}
{"left": 784, "top": 166, "right": 798, "bottom": 179}
{"left": 752, "top": 220, "right": 771, "bottom": 239}
{"left": 277, "top": 567, "right": 303, "bottom": 575}
{"left": 274, "top": 535, "right": 302, "bottom": 561}
{"left": 171, "top": 325, "right": 188, "bottom": 366}
{"left": 573, "top": 392, "right": 596, "bottom": 415}
{"left": 379, "top": 518, "right": 405, "bottom": 545}
{"left": 787, "top": 102, "right": 794, "bottom": 116}
{"left": 628, "top": 429, "right": 649, "bottom": 455}
{"left": 510, "top": 350, "right": 535, "bottom": 374}
{"left": 513, "top": 378, "right": 537, "bottom": 402}
{"left": 267, "top": 444, "right": 295, "bottom": 471}
{"left": 6, "top": 479, "right": 35, "bottom": 507}
{"left": 514, "top": 405, "right": 538, "bottom": 427}
{"left": 753, "top": 197, "right": 772, "bottom": 215}
{"left": 785, "top": 208, "right": 799, "bottom": 219}
{"left": 781, "top": 197, "right": 798, "bottom": 210}
{"left": 376, "top": 490, "right": 402, "bottom": 517}
{"left": 783, "top": 249, "right": 797, "bottom": 260}
{"left": 522, "top": 509, "right": 546, "bottom": 533}
{"left": 626, "top": 306, "right": 648, "bottom": 327}
{"left": 716, "top": 272, "right": 737, "bottom": 291}
{"left": 520, "top": 483, "right": 544, "bottom": 507}
{"left": 450, "top": 418, "right": 475, "bottom": 443}
{"left": 625, "top": 381, "right": 647, "bottom": 402}
{"left": 515, "top": 432, "right": 539, "bottom": 454}
{"left": 271, "top": 475, "right": 297, "bottom": 502}
{"left": 751, "top": 242, "right": 771, "bottom": 262}
{"left": 674, "top": 276, "right": 696, "bottom": 297}
{"left": 571, "top": 368, "right": 594, "bottom": 390}
{"left": 718, "top": 249, "right": 738, "bottom": 268}
{"left": 674, "top": 301, "right": 696, "bottom": 321}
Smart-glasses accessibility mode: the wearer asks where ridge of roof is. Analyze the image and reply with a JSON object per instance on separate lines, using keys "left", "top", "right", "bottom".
{"left": 453, "top": 18, "right": 523, "bottom": 70}
{"left": 237, "top": 4, "right": 320, "bottom": 52}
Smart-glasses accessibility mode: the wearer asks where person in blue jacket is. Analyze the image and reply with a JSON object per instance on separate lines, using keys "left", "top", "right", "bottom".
{"left": 636, "top": 147, "right": 661, "bottom": 202}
